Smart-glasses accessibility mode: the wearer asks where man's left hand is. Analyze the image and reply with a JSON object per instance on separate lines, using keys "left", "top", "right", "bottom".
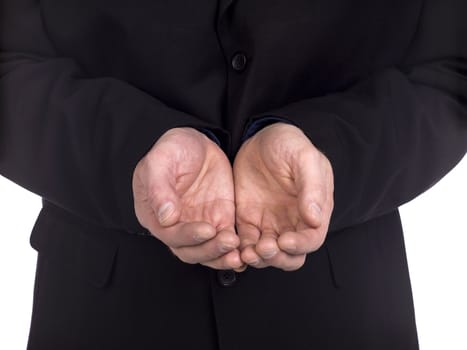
{"left": 233, "top": 123, "right": 334, "bottom": 271}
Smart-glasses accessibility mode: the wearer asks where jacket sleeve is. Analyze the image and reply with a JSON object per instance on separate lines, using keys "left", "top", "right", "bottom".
{"left": 0, "top": 1, "right": 227, "bottom": 232}
{"left": 246, "top": 0, "right": 467, "bottom": 233}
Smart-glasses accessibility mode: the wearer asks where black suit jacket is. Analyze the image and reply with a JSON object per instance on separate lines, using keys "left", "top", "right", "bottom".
{"left": 1, "top": 0, "right": 466, "bottom": 349}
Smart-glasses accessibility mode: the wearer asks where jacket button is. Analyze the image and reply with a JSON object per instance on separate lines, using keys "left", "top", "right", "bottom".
{"left": 231, "top": 52, "right": 247, "bottom": 72}
{"left": 217, "top": 270, "right": 237, "bottom": 287}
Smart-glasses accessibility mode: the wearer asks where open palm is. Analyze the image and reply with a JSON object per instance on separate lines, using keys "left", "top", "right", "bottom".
{"left": 133, "top": 128, "right": 242, "bottom": 270}
{"left": 234, "top": 123, "right": 334, "bottom": 271}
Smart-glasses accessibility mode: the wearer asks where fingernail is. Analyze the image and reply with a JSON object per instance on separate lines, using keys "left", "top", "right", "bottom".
{"left": 194, "top": 230, "right": 214, "bottom": 242}
{"left": 248, "top": 259, "right": 260, "bottom": 266}
{"left": 158, "top": 202, "right": 174, "bottom": 223}
{"left": 235, "top": 265, "right": 248, "bottom": 273}
{"left": 261, "top": 249, "right": 278, "bottom": 259}
{"left": 193, "top": 234, "right": 206, "bottom": 242}
{"left": 309, "top": 202, "right": 322, "bottom": 220}
{"left": 220, "top": 243, "right": 235, "bottom": 253}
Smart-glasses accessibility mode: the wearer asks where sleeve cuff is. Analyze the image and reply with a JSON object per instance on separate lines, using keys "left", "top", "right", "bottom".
{"left": 241, "top": 116, "right": 297, "bottom": 143}
{"left": 196, "top": 127, "right": 222, "bottom": 146}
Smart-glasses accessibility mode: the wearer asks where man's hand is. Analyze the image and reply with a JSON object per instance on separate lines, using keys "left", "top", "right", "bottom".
{"left": 233, "top": 123, "right": 334, "bottom": 271}
{"left": 133, "top": 127, "right": 243, "bottom": 270}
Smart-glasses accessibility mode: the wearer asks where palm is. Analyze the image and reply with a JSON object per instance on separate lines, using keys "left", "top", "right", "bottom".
{"left": 133, "top": 128, "right": 242, "bottom": 270}
{"left": 235, "top": 138, "right": 309, "bottom": 243}
{"left": 235, "top": 150, "right": 306, "bottom": 235}
{"left": 174, "top": 140, "right": 235, "bottom": 230}
{"left": 233, "top": 123, "right": 333, "bottom": 271}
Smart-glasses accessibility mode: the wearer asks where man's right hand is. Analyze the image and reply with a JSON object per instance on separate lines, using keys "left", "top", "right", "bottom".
{"left": 132, "top": 127, "right": 243, "bottom": 270}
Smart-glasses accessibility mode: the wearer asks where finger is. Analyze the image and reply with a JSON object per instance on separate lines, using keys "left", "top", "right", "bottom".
{"left": 201, "top": 249, "right": 245, "bottom": 270}
{"left": 255, "top": 229, "right": 280, "bottom": 260}
{"left": 243, "top": 247, "right": 307, "bottom": 271}
{"left": 161, "top": 221, "right": 217, "bottom": 248}
{"left": 277, "top": 228, "right": 327, "bottom": 255}
{"left": 133, "top": 169, "right": 180, "bottom": 232}
{"left": 154, "top": 200, "right": 181, "bottom": 227}
{"left": 264, "top": 251, "right": 307, "bottom": 271}
{"left": 233, "top": 264, "right": 248, "bottom": 273}
{"left": 141, "top": 160, "right": 182, "bottom": 227}
{"left": 147, "top": 190, "right": 180, "bottom": 228}
{"left": 171, "top": 228, "right": 239, "bottom": 264}
{"left": 236, "top": 223, "right": 261, "bottom": 250}
{"left": 240, "top": 245, "right": 265, "bottom": 268}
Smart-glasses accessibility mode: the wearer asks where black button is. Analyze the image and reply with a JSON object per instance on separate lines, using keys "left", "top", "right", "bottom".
{"left": 231, "top": 52, "right": 247, "bottom": 72}
{"left": 217, "top": 270, "right": 237, "bottom": 287}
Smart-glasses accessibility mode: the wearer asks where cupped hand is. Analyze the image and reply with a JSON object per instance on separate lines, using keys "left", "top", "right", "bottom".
{"left": 233, "top": 123, "right": 334, "bottom": 271}
{"left": 133, "top": 127, "right": 244, "bottom": 270}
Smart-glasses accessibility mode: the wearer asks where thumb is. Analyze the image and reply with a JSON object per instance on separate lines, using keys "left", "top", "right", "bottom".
{"left": 144, "top": 165, "right": 181, "bottom": 228}
{"left": 295, "top": 155, "right": 326, "bottom": 229}
{"left": 298, "top": 195, "right": 323, "bottom": 228}
{"left": 154, "top": 200, "right": 180, "bottom": 227}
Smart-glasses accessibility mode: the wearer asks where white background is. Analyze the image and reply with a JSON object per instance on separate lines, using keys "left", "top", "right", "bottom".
{"left": 0, "top": 156, "right": 466, "bottom": 349}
